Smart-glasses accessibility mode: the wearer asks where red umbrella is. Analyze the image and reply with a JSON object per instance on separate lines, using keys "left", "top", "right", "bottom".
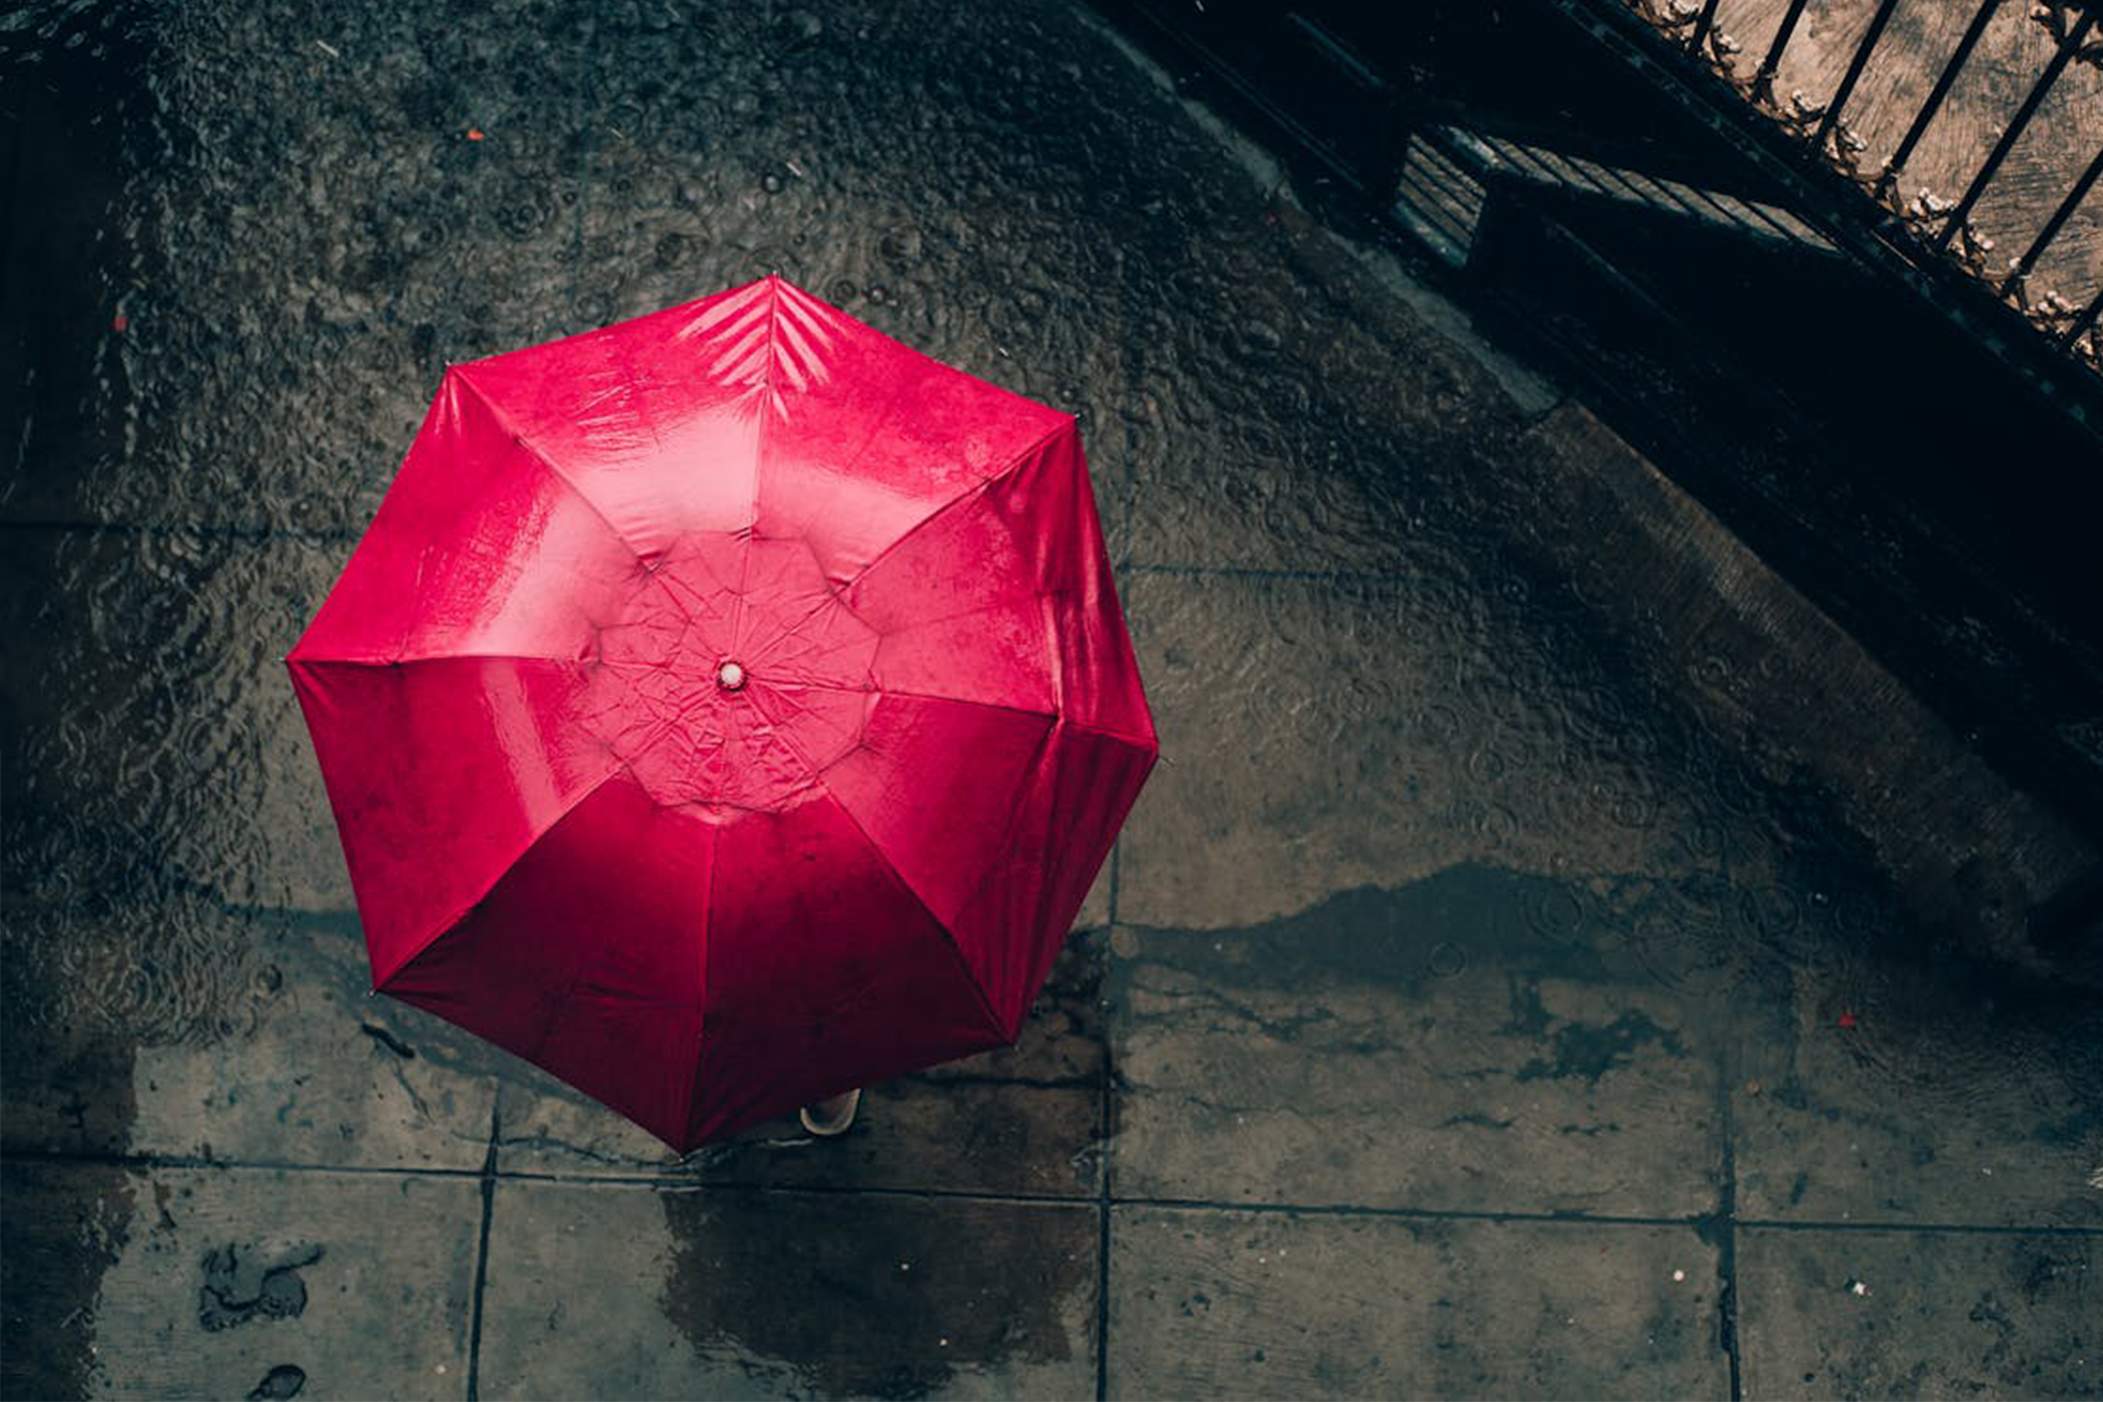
{"left": 288, "top": 276, "right": 1156, "bottom": 1149}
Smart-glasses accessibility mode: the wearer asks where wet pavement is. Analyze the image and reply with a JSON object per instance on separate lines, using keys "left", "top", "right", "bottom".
{"left": 4, "top": 0, "right": 2102, "bottom": 1398}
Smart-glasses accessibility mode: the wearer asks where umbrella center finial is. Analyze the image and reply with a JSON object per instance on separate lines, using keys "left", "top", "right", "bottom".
{"left": 717, "top": 660, "right": 747, "bottom": 691}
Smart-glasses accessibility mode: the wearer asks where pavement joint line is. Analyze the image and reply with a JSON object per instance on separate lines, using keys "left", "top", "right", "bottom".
{"left": 0, "top": 1149, "right": 488, "bottom": 1181}
{"left": 0, "top": 547, "right": 1407, "bottom": 591}
{"left": 1095, "top": 1154, "right": 1114, "bottom": 1402}
{"left": 571, "top": 1177, "right": 1097, "bottom": 1207}
{"left": 1122, "top": 560, "right": 1420, "bottom": 585}
{"left": 8, "top": 1146, "right": 2103, "bottom": 1234}
{"left": 465, "top": 1099, "right": 500, "bottom": 1402}
{"left": 1096, "top": 854, "right": 1121, "bottom": 1402}
{"left": 1107, "top": 843, "right": 1123, "bottom": 930}
{"left": 0, "top": 517, "right": 362, "bottom": 543}
{"left": 1716, "top": 1056, "right": 1744, "bottom": 1402}
{"left": 1125, "top": 1196, "right": 1711, "bottom": 1229}
{"left": 1734, "top": 1216, "right": 2103, "bottom": 1237}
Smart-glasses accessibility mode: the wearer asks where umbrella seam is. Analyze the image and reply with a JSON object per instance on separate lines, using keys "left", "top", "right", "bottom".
{"left": 790, "top": 588, "right": 1051, "bottom": 665}
{"left": 741, "top": 677, "right": 1158, "bottom": 797}
{"left": 731, "top": 416, "right": 1079, "bottom": 670}
{"left": 371, "top": 768, "right": 626, "bottom": 992}
{"left": 744, "top": 684, "right": 1011, "bottom": 1049}
{"left": 679, "top": 810, "right": 720, "bottom": 1149}
{"left": 839, "top": 416, "right": 1077, "bottom": 596}
{"left": 451, "top": 365, "right": 655, "bottom": 569}
{"left": 1049, "top": 716, "right": 1161, "bottom": 753}
{"left": 287, "top": 651, "right": 585, "bottom": 670}
{"left": 951, "top": 710, "right": 1065, "bottom": 1038}
{"left": 791, "top": 680, "right": 1055, "bottom": 726}
{"left": 714, "top": 284, "right": 785, "bottom": 722}
{"left": 787, "top": 336, "right": 924, "bottom": 514}
{"left": 784, "top": 678, "right": 1156, "bottom": 753}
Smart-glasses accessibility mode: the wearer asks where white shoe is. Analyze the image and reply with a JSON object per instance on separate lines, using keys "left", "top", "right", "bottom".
{"left": 799, "top": 1088, "right": 862, "bottom": 1137}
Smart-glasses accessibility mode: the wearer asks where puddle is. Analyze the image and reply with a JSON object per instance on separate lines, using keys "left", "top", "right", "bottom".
{"left": 0, "top": 1162, "right": 137, "bottom": 1400}
{"left": 660, "top": 1190, "right": 1090, "bottom": 1398}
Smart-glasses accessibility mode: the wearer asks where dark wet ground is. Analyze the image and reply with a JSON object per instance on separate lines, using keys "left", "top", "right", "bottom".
{"left": 4, "top": 0, "right": 2101, "bottom": 1397}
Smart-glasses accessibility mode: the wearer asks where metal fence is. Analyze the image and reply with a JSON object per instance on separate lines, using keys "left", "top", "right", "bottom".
{"left": 1629, "top": 0, "right": 2103, "bottom": 377}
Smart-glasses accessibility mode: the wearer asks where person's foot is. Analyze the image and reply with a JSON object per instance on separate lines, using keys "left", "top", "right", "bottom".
{"left": 799, "top": 1088, "right": 862, "bottom": 1137}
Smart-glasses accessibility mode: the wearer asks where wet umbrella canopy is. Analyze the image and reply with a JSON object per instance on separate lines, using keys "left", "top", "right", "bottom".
{"left": 287, "top": 276, "right": 1157, "bottom": 1149}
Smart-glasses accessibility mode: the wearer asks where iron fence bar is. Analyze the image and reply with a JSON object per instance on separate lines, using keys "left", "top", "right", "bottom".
{"left": 1931, "top": 6, "right": 2097, "bottom": 253}
{"left": 2060, "top": 284, "right": 2103, "bottom": 350}
{"left": 1814, "top": 0, "right": 1902, "bottom": 147}
{"left": 2003, "top": 145, "right": 2103, "bottom": 296}
{"left": 1752, "top": 0, "right": 1814, "bottom": 102}
{"left": 1881, "top": 0, "right": 2004, "bottom": 193}
{"left": 1688, "top": 0, "right": 1722, "bottom": 53}
{"left": 1548, "top": 0, "right": 2103, "bottom": 423}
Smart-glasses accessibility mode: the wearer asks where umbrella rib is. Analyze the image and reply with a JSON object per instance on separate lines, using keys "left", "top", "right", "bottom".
{"left": 839, "top": 418, "right": 1075, "bottom": 596}
{"left": 923, "top": 719, "right": 1156, "bottom": 1034}
{"left": 792, "top": 678, "right": 1057, "bottom": 728}
{"left": 452, "top": 366, "right": 654, "bottom": 569}
{"left": 754, "top": 584, "right": 1044, "bottom": 674}
{"left": 681, "top": 795, "right": 721, "bottom": 1147}
{"left": 1048, "top": 715, "right": 1160, "bottom": 751}
{"left": 740, "top": 417, "right": 1077, "bottom": 666}
{"left": 371, "top": 766, "right": 626, "bottom": 992}
{"left": 933, "top": 709, "right": 1064, "bottom": 1037}
{"left": 812, "top": 306, "right": 1048, "bottom": 503}
{"left": 743, "top": 684, "right": 1009, "bottom": 1046}
{"left": 810, "top": 767, "right": 1010, "bottom": 1045}
{"left": 292, "top": 650, "right": 586, "bottom": 670}
{"left": 727, "top": 280, "right": 784, "bottom": 667}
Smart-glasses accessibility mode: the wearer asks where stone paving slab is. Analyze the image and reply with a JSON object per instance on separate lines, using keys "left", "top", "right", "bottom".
{"left": 1736, "top": 1226, "right": 2102, "bottom": 1398}
{"left": 1113, "top": 568, "right": 1755, "bottom": 934}
{"left": 2, "top": 905, "right": 499, "bottom": 1173}
{"left": 491, "top": 926, "right": 1108, "bottom": 1196}
{"left": 1, "top": 1160, "right": 479, "bottom": 1401}
{"left": 1108, "top": 877, "right": 1724, "bottom": 1217}
{"left": 475, "top": 1180, "right": 1098, "bottom": 1400}
{"left": 1107, "top": 1206, "right": 1729, "bottom": 1399}
{"left": 1731, "top": 957, "right": 2103, "bottom": 1230}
